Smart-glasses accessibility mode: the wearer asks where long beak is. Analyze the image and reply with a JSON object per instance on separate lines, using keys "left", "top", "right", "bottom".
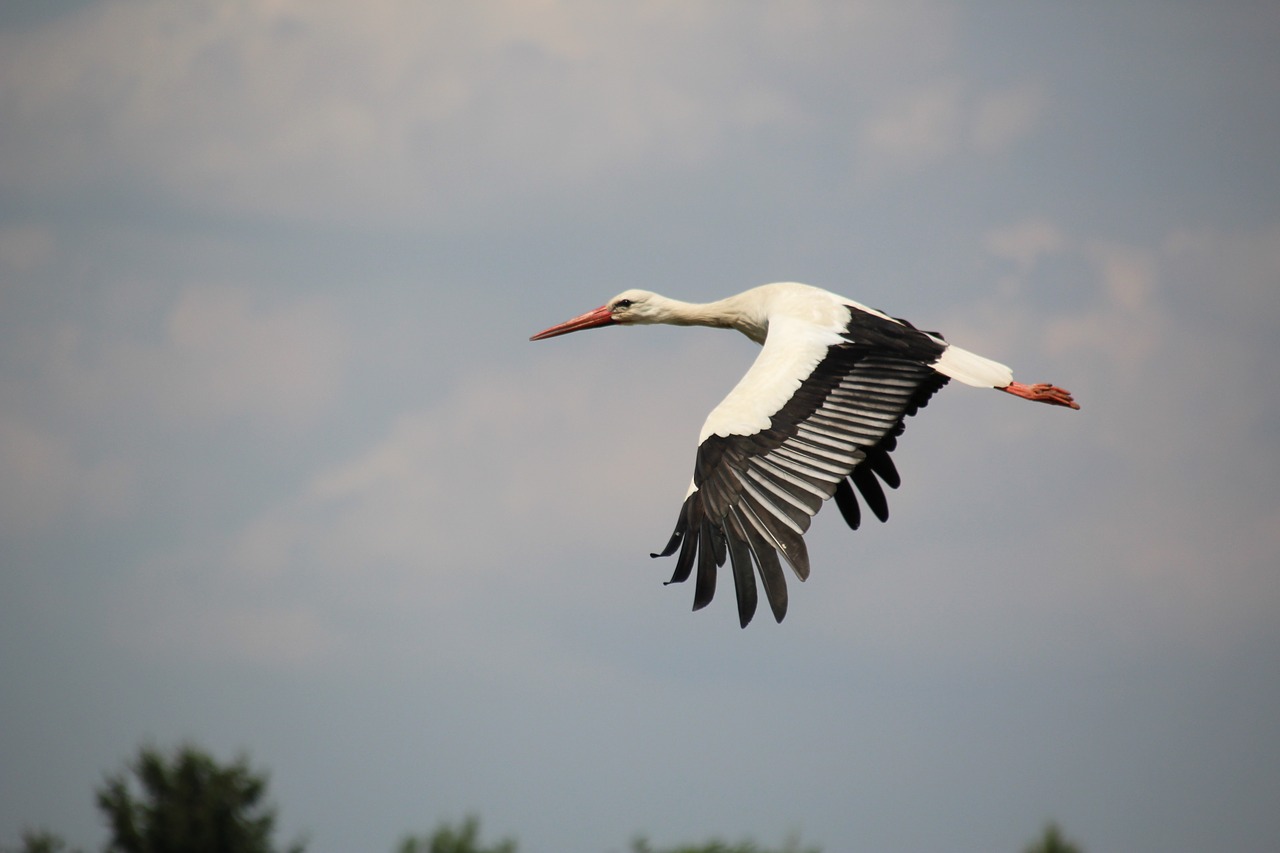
{"left": 529, "top": 304, "right": 616, "bottom": 341}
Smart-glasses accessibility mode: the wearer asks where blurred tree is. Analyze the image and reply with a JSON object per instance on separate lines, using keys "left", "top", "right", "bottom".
{"left": 1022, "top": 822, "right": 1083, "bottom": 853}
{"left": 628, "top": 833, "right": 819, "bottom": 853}
{"left": 2, "top": 829, "right": 81, "bottom": 853}
{"left": 95, "top": 743, "right": 304, "bottom": 853}
{"left": 396, "top": 815, "right": 516, "bottom": 853}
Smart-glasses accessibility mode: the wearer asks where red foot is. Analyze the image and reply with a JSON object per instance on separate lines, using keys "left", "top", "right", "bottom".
{"left": 1000, "top": 382, "right": 1080, "bottom": 410}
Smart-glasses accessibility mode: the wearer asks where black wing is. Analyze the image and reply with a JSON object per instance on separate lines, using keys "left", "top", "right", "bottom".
{"left": 652, "top": 343, "right": 949, "bottom": 627}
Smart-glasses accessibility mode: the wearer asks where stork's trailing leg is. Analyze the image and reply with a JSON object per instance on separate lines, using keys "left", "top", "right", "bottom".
{"left": 1000, "top": 382, "right": 1080, "bottom": 410}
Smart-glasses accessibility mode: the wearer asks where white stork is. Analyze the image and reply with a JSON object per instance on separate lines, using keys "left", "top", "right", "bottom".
{"left": 530, "top": 282, "right": 1078, "bottom": 627}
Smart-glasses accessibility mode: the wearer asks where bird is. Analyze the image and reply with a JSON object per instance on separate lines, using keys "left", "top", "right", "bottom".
{"left": 530, "top": 282, "right": 1078, "bottom": 627}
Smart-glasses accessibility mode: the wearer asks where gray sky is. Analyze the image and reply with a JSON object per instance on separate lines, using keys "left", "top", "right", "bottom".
{"left": 2, "top": 2, "right": 1278, "bottom": 851}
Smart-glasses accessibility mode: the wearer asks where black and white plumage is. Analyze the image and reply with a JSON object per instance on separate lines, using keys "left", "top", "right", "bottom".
{"left": 530, "top": 282, "right": 1078, "bottom": 627}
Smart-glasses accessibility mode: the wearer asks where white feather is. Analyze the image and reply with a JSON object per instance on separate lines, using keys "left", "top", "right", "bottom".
{"left": 933, "top": 343, "right": 1013, "bottom": 388}
{"left": 698, "top": 315, "right": 844, "bottom": 442}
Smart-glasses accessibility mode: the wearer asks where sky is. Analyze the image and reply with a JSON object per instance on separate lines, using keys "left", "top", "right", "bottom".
{"left": 2, "top": 1, "right": 1278, "bottom": 851}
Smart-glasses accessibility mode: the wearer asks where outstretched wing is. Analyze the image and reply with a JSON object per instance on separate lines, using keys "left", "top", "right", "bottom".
{"left": 652, "top": 314, "right": 949, "bottom": 627}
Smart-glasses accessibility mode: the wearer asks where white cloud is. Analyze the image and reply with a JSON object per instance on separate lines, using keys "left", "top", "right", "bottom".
{"left": 105, "top": 337, "right": 738, "bottom": 665}
{"left": 278, "top": 347, "right": 703, "bottom": 574}
{"left": 2, "top": 6, "right": 1277, "bottom": 851}
{"left": 36, "top": 283, "right": 350, "bottom": 430}
{"left": 1044, "top": 241, "right": 1163, "bottom": 379}
{"left": 1161, "top": 223, "right": 1280, "bottom": 324}
{"left": 1, "top": 279, "right": 348, "bottom": 533}
{"left": 820, "top": 218, "right": 1275, "bottom": 674}
{"left": 106, "top": 542, "right": 337, "bottom": 668}
{"left": 1, "top": 275, "right": 350, "bottom": 537}
{"left": 133, "top": 217, "right": 1271, "bottom": 669}
{"left": 0, "top": 0, "right": 957, "bottom": 225}
{"left": 0, "top": 416, "right": 137, "bottom": 534}
{"left": 1016, "top": 219, "right": 1280, "bottom": 571}
{"left": 983, "top": 217, "right": 1069, "bottom": 296}
{"left": 856, "top": 79, "right": 1047, "bottom": 180}
{"left": 1034, "top": 223, "right": 1279, "bottom": 406}
{"left": 858, "top": 78, "right": 967, "bottom": 177}
{"left": 984, "top": 218, "right": 1067, "bottom": 271}
{"left": 0, "top": 417, "right": 78, "bottom": 533}
{"left": 970, "top": 82, "right": 1046, "bottom": 153}
{"left": 160, "top": 285, "right": 350, "bottom": 425}
{"left": 975, "top": 219, "right": 1164, "bottom": 382}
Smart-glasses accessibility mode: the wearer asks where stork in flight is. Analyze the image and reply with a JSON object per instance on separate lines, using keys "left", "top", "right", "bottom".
{"left": 530, "top": 282, "right": 1078, "bottom": 627}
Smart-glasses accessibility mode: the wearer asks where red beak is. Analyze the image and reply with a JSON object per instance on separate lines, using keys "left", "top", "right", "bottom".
{"left": 529, "top": 304, "right": 617, "bottom": 341}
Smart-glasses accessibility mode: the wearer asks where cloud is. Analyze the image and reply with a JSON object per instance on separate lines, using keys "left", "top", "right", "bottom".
{"left": 34, "top": 283, "right": 350, "bottom": 430}
{"left": 976, "top": 217, "right": 1163, "bottom": 381}
{"left": 104, "top": 338, "right": 738, "bottom": 665}
{"left": 857, "top": 78, "right": 967, "bottom": 176}
{"left": 0, "top": 415, "right": 137, "bottom": 535}
{"left": 856, "top": 79, "right": 1047, "bottom": 179}
{"left": 1029, "top": 224, "right": 1280, "bottom": 559}
{"left": 0, "top": 276, "right": 349, "bottom": 536}
{"left": 106, "top": 541, "right": 337, "bottom": 668}
{"left": 92, "top": 217, "right": 1280, "bottom": 669}
{"left": 1160, "top": 223, "right": 1280, "bottom": 327}
{"left": 1036, "top": 223, "right": 1279, "bottom": 404}
{"left": 0, "top": 418, "right": 71, "bottom": 526}
{"left": 970, "top": 82, "right": 1046, "bottom": 153}
{"left": 984, "top": 216, "right": 1069, "bottom": 296}
{"left": 1044, "top": 241, "right": 1163, "bottom": 379}
{"left": 159, "top": 285, "right": 350, "bottom": 426}
{"left": 0, "top": 0, "right": 958, "bottom": 226}
{"left": 984, "top": 217, "right": 1067, "bottom": 272}
{"left": 283, "top": 345, "right": 709, "bottom": 571}
{"left": 786, "top": 218, "right": 1277, "bottom": 673}
{"left": 2, "top": 6, "right": 1278, "bottom": 852}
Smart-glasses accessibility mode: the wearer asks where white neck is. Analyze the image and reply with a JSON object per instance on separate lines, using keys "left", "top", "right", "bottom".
{"left": 648, "top": 293, "right": 767, "bottom": 343}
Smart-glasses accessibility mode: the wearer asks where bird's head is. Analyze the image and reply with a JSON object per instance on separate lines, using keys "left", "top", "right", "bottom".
{"left": 529, "top": 290, "right": 661, "bottom": 340}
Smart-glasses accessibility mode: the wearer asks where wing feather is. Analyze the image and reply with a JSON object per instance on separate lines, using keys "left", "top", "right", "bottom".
{"left": 723, "top": 512, "right": 759, "bottom": 627}
{"left": 692, "top": 519, "right": 721, "bottom": 611}
{"left": 652, "top": 307, "right": 951, "bottom": 625}
{"left": 732, "top": 507, "right": 789, "bottom": 623}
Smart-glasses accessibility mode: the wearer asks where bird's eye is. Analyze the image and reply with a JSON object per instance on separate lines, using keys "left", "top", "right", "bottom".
{"left": 614, "top": 299, "right": 633, "bottom": 311}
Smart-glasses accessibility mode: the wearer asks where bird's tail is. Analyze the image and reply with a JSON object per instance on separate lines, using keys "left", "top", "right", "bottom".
{"left": 932, "top": 343, "right": 1014, "bottom": 388}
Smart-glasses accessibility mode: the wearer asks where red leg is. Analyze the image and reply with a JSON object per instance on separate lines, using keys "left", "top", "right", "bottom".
{"left": 999, "top": 381, "right": 1080, "bottom": 410}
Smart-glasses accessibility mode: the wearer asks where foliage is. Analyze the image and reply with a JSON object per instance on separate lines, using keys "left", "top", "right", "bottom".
{"left": 11, "top": 747, "right": 1080, "bottom": 853}
{"left": 2, "top": 829, "right": 81, "bottom": 853}
{"left": 1023, "top": 822, "right": 1083, "bottom": 853}
{"left": 396, "top": 815, "right": 516, "bottom": 853}
{"left": 629, "top": 833, "right": 820, "bottom": 853}
{"left": 95, "top": 743, "right": 304, "bottom": 853}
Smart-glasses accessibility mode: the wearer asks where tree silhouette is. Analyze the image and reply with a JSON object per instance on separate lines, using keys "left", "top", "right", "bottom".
{"left": 1022, "top": 821, "right": 1083, "bottom": 853}
{"left": 95, "top": 743, "right": 304, "bottom": 853}
{"left": 396, "top": 815, "right": 516, "bottom": 853}
{"left": 2, "top": 829, "right": 81, "bottom": 853}
{"left": 629, "top": 833, "right": 820, "bottom": 853}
